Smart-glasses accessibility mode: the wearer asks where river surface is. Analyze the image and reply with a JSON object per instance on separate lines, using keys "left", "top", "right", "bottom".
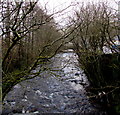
{"left": 3, "top": 50, "right": 101, "bottom": 114}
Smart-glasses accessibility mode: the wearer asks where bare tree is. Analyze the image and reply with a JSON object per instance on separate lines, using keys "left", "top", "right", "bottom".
{"left": 1, "top": 0, "right": 78, "bottom": 100}
{"left": 1, "top": 1, "right": 61, "bottom": 99}
{"left": 69, "top": 2, "right": 119, "bottom": 57}
{"left": 68, "top": 2, "right": 120, "bottom": 112}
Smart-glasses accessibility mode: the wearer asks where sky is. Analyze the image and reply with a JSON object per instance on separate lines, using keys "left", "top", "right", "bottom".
{"left": 39, "top": 0, "right": 120, "bottom": 26}
{"left": 2, "top": 0, "right": 118, "bottom": 26}
{"left": 39, "top": 0, "right": 119, "bottom": 12}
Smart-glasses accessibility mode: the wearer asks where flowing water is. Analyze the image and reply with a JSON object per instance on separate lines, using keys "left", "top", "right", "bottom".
{"left": 3, "top": 50, "right": 101, "bottom": 114}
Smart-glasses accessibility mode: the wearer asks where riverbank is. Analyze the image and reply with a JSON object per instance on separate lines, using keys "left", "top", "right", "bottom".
{"left": 81, "top": 53, "right": 120, "bottom": 114}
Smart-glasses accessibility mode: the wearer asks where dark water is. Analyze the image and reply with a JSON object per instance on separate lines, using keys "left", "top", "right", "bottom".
{"left": 3, "top": 50, "right": 101, "bottom": 114}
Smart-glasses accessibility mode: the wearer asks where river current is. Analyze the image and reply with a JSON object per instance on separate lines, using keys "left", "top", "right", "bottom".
{"left": 3, "top": 50, "right": 101, "bottom": 114}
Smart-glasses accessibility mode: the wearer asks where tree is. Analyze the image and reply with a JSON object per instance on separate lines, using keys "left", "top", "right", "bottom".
{"left": 1, "top": 0, "right": 76, "bottom": 100}
{"left": 68, "top": 1, "right": 120, "bottom": 113}
{"left": 1, "top": 1, "right": 62, "bottom": 100}
{"left": 69, "top": 1, "right": 119, "bottom": 67}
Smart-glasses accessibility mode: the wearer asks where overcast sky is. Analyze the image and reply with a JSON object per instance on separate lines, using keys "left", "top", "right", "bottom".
{"left": 39, "top": 0, "right": 119, "bottom": 26}
{"left": 40, "top": 0, "right": 119, "bottom": 10}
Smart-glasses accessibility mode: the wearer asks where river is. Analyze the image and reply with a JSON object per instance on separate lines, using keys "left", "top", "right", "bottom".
{"left": 3, "top": 50, "right": 102, "bottom": 114}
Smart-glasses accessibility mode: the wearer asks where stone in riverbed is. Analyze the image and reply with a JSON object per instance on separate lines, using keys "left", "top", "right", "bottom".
{"left": 75, "top": 73, "right": 79, "bottom": 76}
